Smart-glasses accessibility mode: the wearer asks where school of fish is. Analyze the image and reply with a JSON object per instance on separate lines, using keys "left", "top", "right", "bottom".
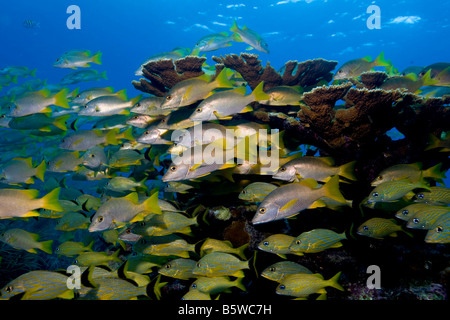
{"left": 0, "top": 20, "right": 449, "bottom": 300}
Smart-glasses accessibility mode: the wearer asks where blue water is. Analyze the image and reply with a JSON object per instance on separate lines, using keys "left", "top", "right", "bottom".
{"left": 1, "top": 0, "right": 449, "bottom": 94}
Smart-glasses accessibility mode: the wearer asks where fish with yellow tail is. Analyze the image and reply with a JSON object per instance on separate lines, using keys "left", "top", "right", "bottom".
{"left": 289, "top": 229, "right": 347, "bottom": 254}
{"left": 0, "top": 157, "right": 46, "bottom": 184}
{"left": 0, "top": 228, "right": 53, "bottom": 254}
{"left": 192, "top": 252, "right": 250, "bottom": 278}
{"left": 258, "top": 234, "right": 301, "bottom": 259}
{"left": 252, "top": 175, "right": 347, "bottom": 224}
{"left": 276, "top": 272, "right": 344, "bottom": 298}
{"left": 366, "top": 180, "right": 431, "bottom": 204}
{"left": 261, "top": 261, "right": 313, "bottom": 283}
{"left": 238, "top": 182, "right": 278, "bottom": 203}
{"left": 160, "top": 68, "right": 234, "bottom": 110}
{"left": 333, "top": 51, "right": 390, "bottom": 80}
{"left": 0, "top": 187, "right": 61, "bottom": 219}
{"left": 424, "top": 214, "right": 450, "bottom": 244}
{"left": 357, "top": 218, "right": 411, "bottom": 239}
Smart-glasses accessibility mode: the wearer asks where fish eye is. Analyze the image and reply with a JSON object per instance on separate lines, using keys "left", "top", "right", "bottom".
{"left": 76, "top": 94, "right": 81, "bottom": 98}
{"left": 280, "top": 167, "right": 286, "bottom": 172}
{"left": 90, "top": 154, "right": 95, "bottom": 158}
{"left": 372, "top": 192, "right": 379, "bottom": 198}
{"left": 196, "top": 263, "right": 201, "bottom": 268}
{"left": 259, "top": 207, "right": 266, "bottom": 214}
{"left": 377, "top": 176, "right": 383, "bottom": 180}
{"left": 136, "top": 103, "right": 141, "bottom": 107}
{"left": 296, "top": 240, "right": 301, "bottom": 245}
{"left": 125, "top": 228, "right": 131, "bottom": 234}
{"left": 133, "top": 116, "right": 139, "bottom": 120}
{"left": 413, "top": 218, "right": 420, "bottom": 224}
{"left": 402, "top": 210, "right": 409, "bottom": 216}
{"left": 338, "top": 70, "right": 343, "bottom": 73}
{"left": 83, "top": 105, "right": 88, "bottom": 109}
{"left": 144, "top": 130, "right": 149, "bottom": 134}
{"left": 436, "top": 226, "right": 443, "bottom": 233}
{"left": 140, "top": 222, "right": 146, "bottom": 227}
{"left": 362, "top": 226, "right": 369, "bottom": 231}
{"left": 269, "top": 267, "right": 276, "bottom": 272}
{"left": 131, "top": 252, "right": 137, "bottom": 256}
{"left": 0, "top": 115, "right": 5, "bottom": 118}
{"left": 417, "top": 193, "right": 425, "bottom": 199}
{"left": 6, "top": 286, "right": 13, "bottom": 293}
{"left": 241, "top": 190, "right": 246, "bottom": 194}
{"left": 97, "top": 216, "right": 104, "bottom": 223}
{"left": 165, "top": 264, "right": 171, "bottom": 269}
{"left": 62, "top": 139, "right": 66, "bottom": 143}
{"left": 279, "top": 285, "right": 285, "bottom": 290}
{"left": 263, "top": 241, "right": 269, "bottom": 246}
{"left": 166, "top": 95, "right": 172, "bottom": 101}
{"left": 192, "top": 284, "right": 197, "bottom": 289}
{"left": 196, "top": 107, "right": 202, "bottom": 113}
{"left": 170, "top": 166, "right": 177, "bottom": 172}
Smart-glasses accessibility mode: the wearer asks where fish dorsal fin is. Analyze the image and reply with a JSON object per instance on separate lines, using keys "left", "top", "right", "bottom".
{"left": 232, "top": 86, "right": 247, "bottom": 95}
{"left": 219, "top": 31, "right": 229, "bottom": 37}
{"left": 22, "top": 189, "right": 40, "bottom": 199}
{"left": 123, "top": 192, "right": 139, "bottom": 203}
{"left": 404, "top": 73, "right": 418, "bottom": 81}
{"left": 37, "top": 89, "right": 51, "bottom": 98}
{"left": 362, "top": 56, "right": 372, "bottom": 62}
{"left": 312, "top": 273, "right": 325, "bottom": 280}
{"left": 319, "top": 157, "right": 335, "bottom": 166}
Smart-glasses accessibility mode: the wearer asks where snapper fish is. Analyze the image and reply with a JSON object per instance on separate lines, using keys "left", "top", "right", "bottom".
{"left": 0, "top": 66, "right": 36, "bottom": 77}
{"left": 252, "top": 176, "right": 347, "bottom": 225}
{"left": 238, "top": 182, "right": 278, "bottom": 203}
{"left": 371, "top": 162, "right": 446, "bottom": 186}
{"left": 366, "top": 180, "right": 431, "bottom": 204}
{"left": 78, "top": 94, "right": 140, "bottom": 117}
{"left": 60, "top": 69, "right": 107, "bottom": 85}
{"left": 53, "top": 50, "right": 102, "bottom": 69}
{"left": 158, "top": 258, "right": 197, "bottom": 280}
{"left": 413, "top": 186, "right": 450, "bottom": 206}
{"left": 88, "top": 192, "right": 161, "bottom": 232}
{"left": 193, "top": 32, "right": 241, "bottom": 52}
{"left": 0, "top": 228, "right": 53, "bottom": 254}
{"left": 0, "top": 157, "right": 46, "bottom": 184}
{"left": 199, "top": 239, "right": 248, "bottom": 260}
{"left": 160, "top": 68, "right": 234, "bottom": 110}
{"left": 189, "top": 82, "right": 268, "bottom": 121}
{"left": 357, "top": 218, "right": 408, "bottom": 239}
{"left": 6, "top": 88, "right": 70, "bottom": 117}
{"left": 0, "top": 188, "right": 61, "bottom": 219}
{"left": 59, "top": 127, "right": 134, "bottom": 151}
{"left": 230, "top": 20, "right": 270, "bottom": 53}
{"left": 333, "top": 52, "right": 390, "bottom": 80}
{"left": 190, "top": 276, "right": 246, "bottom": 294}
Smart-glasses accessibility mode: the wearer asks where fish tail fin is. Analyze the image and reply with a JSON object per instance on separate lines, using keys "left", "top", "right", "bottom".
{"left": 251, "top": 81, "right": 270, "bottom": 101}
{"left": 92, "top": 51, "right": 102, "bottom": 65}
{"left": 423, "top": 163, "right": 446, "bottom": 183}
{"left": 30, "top": 69, "right": 37, "bottom": 77}
{"left": 120, "top": 127, "right": 134, "bottom": 141}
{"left": 105, "top": 129, "right": 120, "bottom": 145}
{"left": 425, "top": 134, "right": 442, "bottom": 151}
{"left": 327, "top": 271, "right": 345, "bottom": 292}
{"left": 53, "top": 88, "right": 70, "bottom": 109}
{"left": 322, "top": 175, "right": 347, "bottom": 204}
{"left": 86, "top": 240, "right": 94, "bottom": 251}
{"left": 100, "top": 71, "right": 108, "bottom": 79}
{"left": 234, "top": 277, "right": 247, "bottom": 292}
{"left": 35, "top": 159, "right": 46, "bottom": 182}
{"left": 40, "top": 188, "right": 62, "bottom": 212}
{"left": 338, "top": 161, "right": 357, "bottom": 181}
{"left": 40, "top": 239, "right": 53, "bottom": 254}
{"left": 143, "top": 189, "right": 162, "bottom": 215}
{"left": 10, "top": 75, "right": 18, "bottom": 84}
{"left": 231, "top": 32, "right": 243, "bottom": 42}
{"left": 53, "top": 114, "right": 70, "bottom": 131}
{"left": 190, "top": 47, "right": 201, "bottom": 56}
{"left": 115, "top": 89, "right": 128, "bottom": 101}
{"left": 421, "top": 69, "right": 439, "bottom": 87}
{"left": 230, "top": 20, "right": 239, "bottom": 33}
{"left": 110, "top": 249, "right": 122, "bottom": 263}
{"left": 214, "top": 68, "right": 234, "bottom": 88}
{"left": 374, "top": 51, "right": 390, "bottom": 67}
{"left": 130, "top": 94, "right": 142, "bottom": 106}
{"left": 236, "top": 243, "right": 249, "bottom": 260}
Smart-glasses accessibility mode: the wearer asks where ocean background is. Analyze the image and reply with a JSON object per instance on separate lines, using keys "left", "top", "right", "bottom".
{"left": 1, "top": 0, "right": 449, "bottom": 182}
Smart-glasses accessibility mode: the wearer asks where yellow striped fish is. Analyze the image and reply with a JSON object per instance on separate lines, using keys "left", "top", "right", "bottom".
{"left": 91, "top": 278, "right": 148, "bottom": 300}
{"left": 40, "top": 199, "right": 83, "bottom": 219}
{"left": 190, "top": 276, "right": 246, "bottom": 294}
{"left": 107, "top": 149, "right": 144, "bottom": 168}
{"left": 0, "top": 271, "right": 73, "bottom": 300}
{"left": 158, "top": 258, "right": 197, "bottom": 280}
{"left": 181, "top": 288, "right": 212, "bottom": 300}
{"left": 55, "top": 211, "right": 90, "bottom": 231}
{"left": 425, "top": 214, "right": 450, "bottom": 243}
{"left": 135, "top": 238, "right": 196, "bottom": 258}
{"left": 406, "top": 207, "right": 450, "bottom": 230}
{"left": 357, "top": 218, "right": 407, "bottom": 239}
{"left": 261, "top": 261, "right": 313, "bottom": 283}
{"left": 238, "top": 182, "right": 278, "bottom": 203}
{"left": 55, "top": 241, "right": 94, "bottom": 257}
{"left": 366, "top": 180, "right": 430, "bottom": 204}
{"left": 413, "top": 186, "right": 450, "bottom": 206}
{"left": 258, "top": 234, "right": 301, "bottom": 259}
{"left": 74, "top": 250, "right": 121, "bottom": 267}
{"left": 276, "top": 272, "right": 344, "bottom": 298}
{"left": 200, "top": 238, "right": 248, "bottom": 259}
{"left": 289, "top": 229, "right": 347, "bottom": 254}
{"left": 192, "top": 252, "right": 250, "bottom": 278}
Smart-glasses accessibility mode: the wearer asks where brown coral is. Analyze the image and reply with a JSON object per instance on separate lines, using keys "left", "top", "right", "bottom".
{"left": 132, "top": 56, "right": 207, "bottom": 96}
{"left": 212, "top": 53, "right": 337, "bottom": 91}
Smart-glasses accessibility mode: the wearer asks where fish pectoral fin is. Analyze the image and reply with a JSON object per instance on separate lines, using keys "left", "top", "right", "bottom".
{"left": 280, "top": 199, "right": 299, "bottom": 212}
{"left": 309, "top": 199, "right": 327, "bottom": 209}
{"left": 276, "top": 253, "right": 287, "bottom": 259}
{"left": 189, "top": 161, "right": 204, "bottom": 172}
{"left": 213, "top": 110, "right": 232, "bottom": 120}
